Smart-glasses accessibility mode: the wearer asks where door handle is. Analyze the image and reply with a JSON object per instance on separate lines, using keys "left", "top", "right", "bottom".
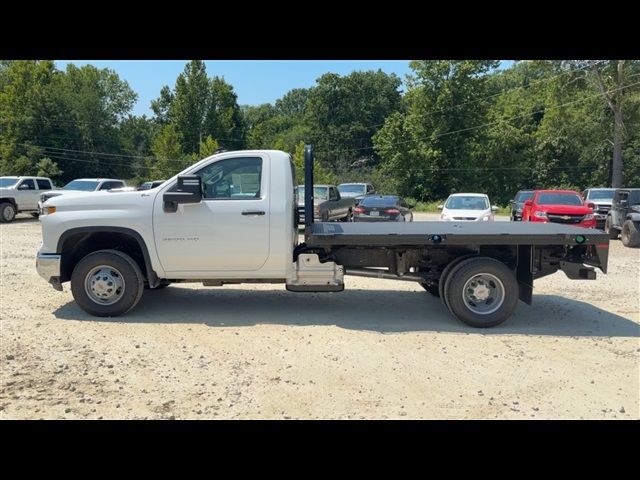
{"left": 242, "top": 210, "right": 265, "bottom": 216}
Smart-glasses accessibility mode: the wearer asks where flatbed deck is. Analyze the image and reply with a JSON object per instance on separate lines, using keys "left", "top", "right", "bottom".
{"left": 306, "top": 221, "right": 610, "bottom": 247}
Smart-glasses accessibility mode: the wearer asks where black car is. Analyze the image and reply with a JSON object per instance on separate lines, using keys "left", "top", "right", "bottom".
{"left": 605, "top": 188, "right": 640, "bottom": 247}
{"left": 138, "top": 180, "right": 165, "bottom": 190}
{"left": 353, "top": 195, "right": 414, "bottom": 222}
{"left": 509, "top": 190, "right": 535, "bottom": 221}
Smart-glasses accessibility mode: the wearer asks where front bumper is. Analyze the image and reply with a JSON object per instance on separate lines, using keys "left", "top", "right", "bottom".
{"left": 36, "top": 251, "right": 63, "bottom": 291}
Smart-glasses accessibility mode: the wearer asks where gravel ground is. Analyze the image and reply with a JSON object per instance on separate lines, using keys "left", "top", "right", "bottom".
{"left": 1, "top": 214, "right": 638, "bottom": 419}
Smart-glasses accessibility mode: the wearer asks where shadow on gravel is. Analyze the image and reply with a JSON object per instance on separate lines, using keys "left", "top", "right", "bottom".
{"left": 53, "top": 286, "right": 639, "bottom": 337}
{"left": 5, "top": 216, "right": 39, "bottom": 224}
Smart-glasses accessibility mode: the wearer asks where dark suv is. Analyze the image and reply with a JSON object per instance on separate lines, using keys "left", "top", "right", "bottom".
{"left": 605, "top": 188, "right": 640, "bottom": 247}
{"left": 508, "top": 190, "right": 534, "bottom": 221}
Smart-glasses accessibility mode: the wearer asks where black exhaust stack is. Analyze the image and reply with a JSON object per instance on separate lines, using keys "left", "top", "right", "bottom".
{"left": 304, "top": 144, "right": 314, "bottom": 230}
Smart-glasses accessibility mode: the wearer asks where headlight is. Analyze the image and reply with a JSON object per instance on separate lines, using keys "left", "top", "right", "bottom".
{"left": 534, "top": 211, "right": 547, "bottom": 218}
{"left": 583, "top": 213, "right": 595, "bottom": 220}
{"left": 441, "top": 214, "right": 450, "bottom": 220}
{"left": 482, "top": 215, "right": 490, "bottom": 221}
{"left": 41, "top": 206, "right": 56, "bottom": 215}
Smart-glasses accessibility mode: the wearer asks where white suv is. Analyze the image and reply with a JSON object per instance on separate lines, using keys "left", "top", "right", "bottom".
{"left": 38, "top": 178, "right": 126, "bottom": 213}
{"left": 0, "top": 176, "right": 54, "bottom": 222}
{"left": 439, "top": 193, "right": 497, "bottom": 222}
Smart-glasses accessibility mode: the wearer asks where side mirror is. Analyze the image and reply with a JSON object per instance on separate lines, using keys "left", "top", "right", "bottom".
{"left": 524, "top": 200, "right": 533, "bottom": 207}
{"left": 19, "top": 184, "right": 30, "bottom": 190}
{"left": 491, "top": 206, "right": 499, "bottom": 212}
{"left": 163, "top": 175, "right": 203, "bottom": 213}
{"left": 508, "top": 199, "right": 515, "bottom": 204}
{"left": 437, "top": 204, "right": 444, "bottom": 210}
{"left": 620, "top": 199, "right": 628, "bottom": 206}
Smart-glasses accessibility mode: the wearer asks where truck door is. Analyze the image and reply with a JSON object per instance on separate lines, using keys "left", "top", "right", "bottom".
{"left": 329, "top": 187, "right": 342, "bottom": 219}
{"left": 153, "top": 154, "right": 270, "bottom": 273}
{"left": 16, "top": 179, "right": 37, "bottom": 210}
{"left": 614, "top": 190, "right": 628, "bottom": 227}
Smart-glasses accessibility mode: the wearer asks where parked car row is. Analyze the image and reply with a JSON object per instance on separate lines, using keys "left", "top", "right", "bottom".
{"left": 0, "top": 176, "right": 166, "bottom": 222}
{"left": 508, "top": 187, "right": 639, "bottom": 248}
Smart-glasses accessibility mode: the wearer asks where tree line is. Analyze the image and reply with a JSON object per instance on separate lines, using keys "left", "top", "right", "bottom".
{"left": 1, "top": 59, "right": 638, "bottom": 204}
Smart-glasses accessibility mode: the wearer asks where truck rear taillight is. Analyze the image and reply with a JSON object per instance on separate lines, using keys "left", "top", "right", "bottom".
{"left": 354, "top": 207, "right": 365, "bottom": 214}
{"left": 384, "top": 208, "right": 400, "bottom": 214}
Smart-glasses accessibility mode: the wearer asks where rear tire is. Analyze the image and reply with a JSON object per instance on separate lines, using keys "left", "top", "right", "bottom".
{"left": 605, "top": 216, "right": 619, "bottom": 239}
{"left": 444, "top": 257, "right": 519, "bottom": 328}
{"left": 70, "top": 249, "right": 145, "bottom": 317}
{"left": 0, "top": 202, "right": 16, "bottom": 223}
{"left": 439, "top": 255, "right": 477, "bottom": 312}
{"left": 341, "top": 209, "right": 352, "bottom": 222}
{"left": 621, "top": 220, "right": 640, "bottom": 247}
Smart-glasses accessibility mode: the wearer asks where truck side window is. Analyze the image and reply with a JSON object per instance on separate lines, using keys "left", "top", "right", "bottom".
{"left": 195, "top": 157, "right": 262, "bottom": 200}
{"left": 18, "top": 179, "right": 35, "bottom": 190}
{"left": 37, "top": 179, "right": 52, "bottom": 190}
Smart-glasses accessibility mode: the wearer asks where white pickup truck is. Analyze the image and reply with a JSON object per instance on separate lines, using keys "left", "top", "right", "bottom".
{"left": 0, "top": 176, "right": 54, "bottom": 222}
{"left": 36, "top": 147, "right": 610, "bottom": 327}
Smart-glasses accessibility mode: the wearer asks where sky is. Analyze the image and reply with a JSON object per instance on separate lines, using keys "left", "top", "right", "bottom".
{"left": 55, "top": 60, "right": 513, "bottom": 117}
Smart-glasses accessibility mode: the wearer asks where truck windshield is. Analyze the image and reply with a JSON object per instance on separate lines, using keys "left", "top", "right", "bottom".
{"left": 338, "top": 184, "right": 366, "bottom": 194}
{"left": 588, "top": 190, "right": 615, "bottom": 200}
{"left": 0, "top": 178, "right": 19, "bottom": 188}
{"left": 445, "top": 196, "right": 489, "bottom": 210}
{"left": 298, "top": 186, "right": 329, "bottom": 200}
{"left": 538, "top": 193, "right": 583, "bottom": 205}
{"left": 63, "top": 180, "right": 100, "bottom": 191}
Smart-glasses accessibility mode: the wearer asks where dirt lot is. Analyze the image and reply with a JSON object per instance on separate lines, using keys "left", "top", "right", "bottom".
{"left": 1, "top": 214, "right": 638, "bottom": 419}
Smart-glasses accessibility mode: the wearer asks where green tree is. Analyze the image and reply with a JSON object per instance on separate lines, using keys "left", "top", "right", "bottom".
{"left": 306, "top": 70, "right": 402, "bottom": 172}
{"left": 374, "top": 60, "right": 499, "bottom": 200}
{"left": 204, "top": 76, "right": 245, "bottom": 150}
{"left": 36, "top": 157, "right": 63, "bottom": 179}
{"left": 150, "top": 124, "right": 184, "bottom": 178}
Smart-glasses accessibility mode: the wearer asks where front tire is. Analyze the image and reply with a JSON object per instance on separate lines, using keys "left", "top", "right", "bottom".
{"left": 444, "top": 257, "right": 519, "bottom": 328}
{"left": 621, "top": 220, "right": 640, "bottom": 247}
{"left": 605, "top": 216, "right": 619, "bottom": 239}
{"left": 0, "top": 202, "right": 16, "bottom": 223}
{"left": 70, "top": 249, "right": 145, "bottom": 317}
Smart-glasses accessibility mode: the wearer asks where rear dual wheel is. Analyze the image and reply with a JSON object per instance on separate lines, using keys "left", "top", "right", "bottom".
{"left": 438, "top": 256, "right": 519, "bottom": 328}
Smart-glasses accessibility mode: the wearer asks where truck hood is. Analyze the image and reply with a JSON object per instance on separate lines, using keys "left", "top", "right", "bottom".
{"left": 297, "top": 199, "right": 325, "bottom": 207}
{"left": 44, "top": 189, "right": 147, "bottom": 209}
{"left": 589, "top": 199, "right": 613, "bottom": 206}
{"left": 0, "top": 187, "right": 17, "bottom": 194}
{"left": 536, "top": 204, "right": 592, "bottom": 214}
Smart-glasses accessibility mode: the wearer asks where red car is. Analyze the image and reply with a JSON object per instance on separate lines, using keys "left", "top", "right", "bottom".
{"left": 522, "top": 190, "right": 596, "bottom": 228}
